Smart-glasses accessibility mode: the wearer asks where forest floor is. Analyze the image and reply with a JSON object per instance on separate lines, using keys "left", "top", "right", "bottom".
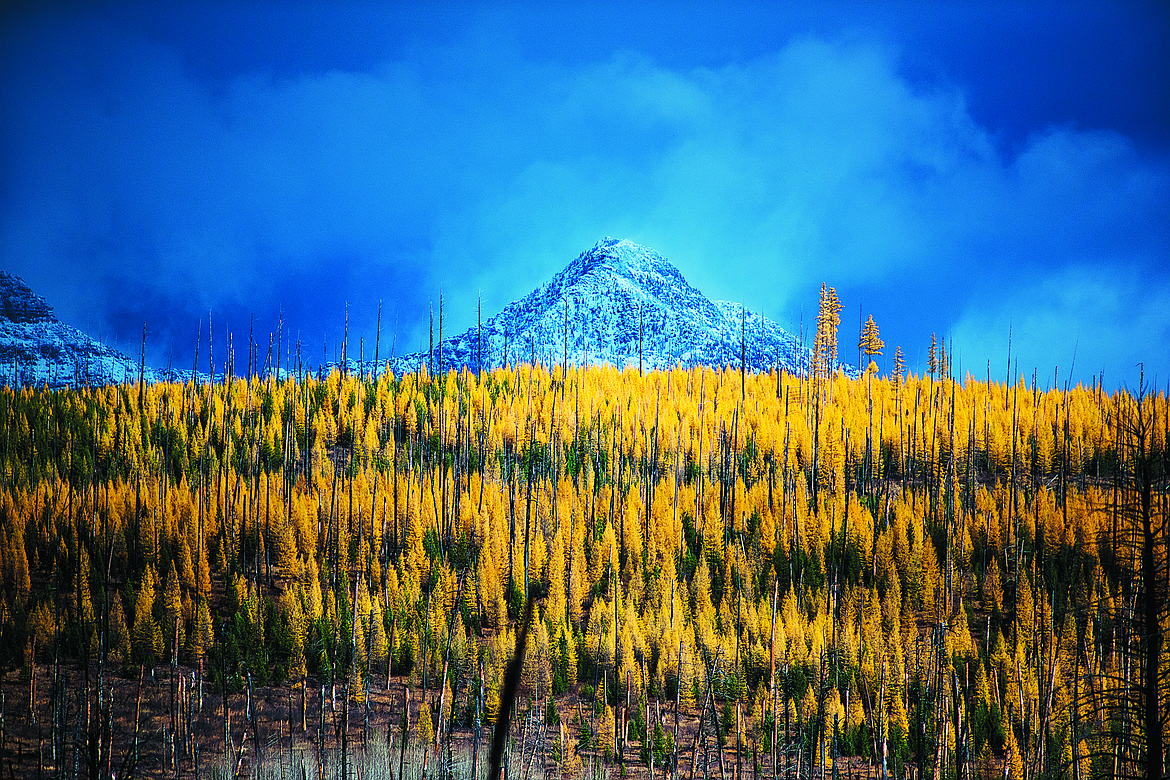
{"left": 0, "top": 660, "right": 931, "bottom": 780}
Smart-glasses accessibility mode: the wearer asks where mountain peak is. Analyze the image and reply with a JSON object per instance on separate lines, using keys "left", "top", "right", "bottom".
{"left": 565, "top": 237, "right": 685, "bottom": 288}
{"left": 383, "top": 239, "right": 823, "bottom": 376}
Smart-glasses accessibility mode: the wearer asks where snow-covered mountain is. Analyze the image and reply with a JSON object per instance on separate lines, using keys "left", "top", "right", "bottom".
{"left": 3, "top": 239, "right": 835, "bottom": 389}
{"left": 385, "top": 238, "right": 825, "bottom": 377}
{"left": 0, "top": 270, "right": 165, "bottom": 389}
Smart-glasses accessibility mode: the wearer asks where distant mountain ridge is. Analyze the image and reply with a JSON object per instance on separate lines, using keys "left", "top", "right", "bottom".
{"left": 3, "top": 239, "right": 834, "bottom": 389}
{"left": 385, "top": 238, "right": 822, "bottom": 376}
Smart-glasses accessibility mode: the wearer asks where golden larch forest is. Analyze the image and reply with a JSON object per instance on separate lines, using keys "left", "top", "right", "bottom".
{"left": 0, "top": 353, "right": 1166, "bottom": 780}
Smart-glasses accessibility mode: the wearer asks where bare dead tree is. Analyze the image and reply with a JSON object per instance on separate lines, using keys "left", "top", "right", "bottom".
{"left": 1078, "top": 374, "right": 1168, "bottom": 780}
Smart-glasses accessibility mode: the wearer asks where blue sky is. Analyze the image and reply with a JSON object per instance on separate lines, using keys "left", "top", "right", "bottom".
{"left": 2, "top": 1, "right": 1167, "bottom": 388}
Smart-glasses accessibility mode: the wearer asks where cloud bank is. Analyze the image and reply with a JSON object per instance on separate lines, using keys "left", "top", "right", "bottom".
{"left": 1, "top": 12, "right": 1166, "bottom": 385}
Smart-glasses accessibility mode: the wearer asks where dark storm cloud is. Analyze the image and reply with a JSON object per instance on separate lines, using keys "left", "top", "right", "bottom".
{"left": 1, "top": 3, "right": 1167, "bottom": 385}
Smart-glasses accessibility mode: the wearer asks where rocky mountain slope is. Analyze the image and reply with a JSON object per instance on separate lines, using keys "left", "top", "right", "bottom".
{"left": 0, "top": 270, "right": 154, "bottom": 388}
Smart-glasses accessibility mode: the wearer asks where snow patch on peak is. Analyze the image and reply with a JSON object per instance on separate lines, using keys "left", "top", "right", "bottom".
{"left": 571, "top": 237, "right": 684, "bottom": 285}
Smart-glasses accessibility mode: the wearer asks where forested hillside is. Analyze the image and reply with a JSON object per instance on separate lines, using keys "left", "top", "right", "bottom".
{"left": 0, "top": 348, "right": 1165, "bottom": 779}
